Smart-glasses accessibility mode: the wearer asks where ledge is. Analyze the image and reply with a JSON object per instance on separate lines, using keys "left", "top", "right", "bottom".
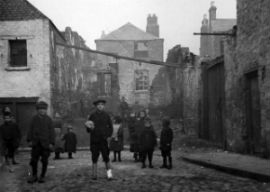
{"left": 5, "top": 66, "right": 31, "bottom": 71}
{"left": 134, "top": 90, "right": 149, "bottom": 94}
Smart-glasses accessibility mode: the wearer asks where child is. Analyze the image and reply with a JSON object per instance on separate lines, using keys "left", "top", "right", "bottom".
{"left": 27, "top": 101, "right": 55, "bottom": 183}
{"left": 110, "top": 116, "right": 124, "bottom": 162}
{"left": 139, "top": 117, "right": 157, "bottom": 168}
{"left": 63, "top": 125, "right": 77, "bottom": 159}
{"left": 54, "top": 127, "right": 64, "bottom": 160}
{"left": 160, "top": 117, "right": 173, "bottom": 169}
{"left": 134, "top": 111, "right": 146, "bottom": 162}
{"left": 0, "top": 113, "right": 21, "bottom": 166}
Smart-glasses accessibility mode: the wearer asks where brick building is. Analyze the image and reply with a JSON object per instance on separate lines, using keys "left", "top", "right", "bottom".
{"left": 200, "top": 2, "right": 236, "bottom": 58}
{"left": 95, "top": 15, "right": 164, "bottom": 108}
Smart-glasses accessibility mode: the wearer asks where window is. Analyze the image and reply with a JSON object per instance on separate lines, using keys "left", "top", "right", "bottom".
{"left": 97, "top": 72, "right": 112, "bottom": 96}
{"left": 134, "top": 41, "right": 148, "bottom": 58}
{"left": 135, "top": 69, "right": 149, "bottom": 91}
{"left": 9, "top": 40, "right": 27, "bottom": 67}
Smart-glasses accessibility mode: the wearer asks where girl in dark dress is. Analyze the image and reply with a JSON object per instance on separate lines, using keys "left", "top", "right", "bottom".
{"left": 63, "top": 125, "right": 77, "bottom": 159}
{"left": 110, "top": 116, "right": 124, "bottom": 162}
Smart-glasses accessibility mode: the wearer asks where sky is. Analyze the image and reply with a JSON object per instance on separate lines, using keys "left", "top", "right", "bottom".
{"left": 29, "top": 0, "right": 236, "bottom": 57}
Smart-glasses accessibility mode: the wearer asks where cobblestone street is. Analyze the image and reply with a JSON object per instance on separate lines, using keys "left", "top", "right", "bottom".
{"left": 0, "top": 150, "right": 269, "bottom": 192}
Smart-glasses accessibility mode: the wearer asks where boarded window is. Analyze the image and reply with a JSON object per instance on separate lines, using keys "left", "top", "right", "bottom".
{"left": 135, "top": 69, "right": 149, "bottom": 91}
{"left": 9, "top": 40, "right": 27, "bottom": 67}
{"left": 134, "top": 41, "right": 148, "bottom": 58}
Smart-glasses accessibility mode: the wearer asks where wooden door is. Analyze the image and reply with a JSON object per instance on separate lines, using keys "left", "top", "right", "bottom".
{"left": 207, "top": 62, "right": 225, "bottom": 146}
{"left": 16, "top": 103, "right": 37, "bottom": 147}
{"left": 0, "top": 98, "right": 38, "bottom": 147}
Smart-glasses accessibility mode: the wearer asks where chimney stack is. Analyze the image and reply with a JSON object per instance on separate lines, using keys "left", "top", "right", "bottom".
{"left": 146, "top": 14, "right": 159, "bottom": 37}
{"left": 209, "top": 1, "right": 217, "bottom": 21}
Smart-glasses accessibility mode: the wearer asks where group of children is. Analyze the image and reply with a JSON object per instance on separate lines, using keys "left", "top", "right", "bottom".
{"left": 1, "top": 102, "right": 173, "bottom": 184}
{"left": 109, "top": 110, "right": 174, "bottom": 169}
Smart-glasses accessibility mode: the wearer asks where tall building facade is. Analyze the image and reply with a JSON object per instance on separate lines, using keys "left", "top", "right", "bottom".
{"left": 200, "top": 2, "right": 236, "bottom": 58}
{"left": 95, "top": 15, "right": 164, "bottom": 107}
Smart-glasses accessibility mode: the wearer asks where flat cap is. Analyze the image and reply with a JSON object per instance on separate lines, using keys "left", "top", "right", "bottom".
{"left": 36, "top": 101, "right": 48, "bottom": 109}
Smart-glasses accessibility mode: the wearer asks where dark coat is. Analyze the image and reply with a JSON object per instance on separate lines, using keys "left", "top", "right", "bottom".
{"left": 127, "top": 117, "right": 136, "bottom": 147}
{"left": 27, "top": 114, "right": 55, "bottom": 149}
{"left": 63, "top": 132, "right": 77, "bottom": 153}
{"left": 160, "top": 126, "right": 173, "bottom": 151}
{"left": 88, "top": 110, "right": 113, "bottom": 145}
{"left": 53, "top": 119, "right": 63, "bottom": 129}
{"left": 109, "top": 125, "right": 123, "bottom": 152}
{"left": 133, "top": 118, "right": 145, "bottom": 152}
{"left": 139, "top": 125, "right": 157, "bottom": 152}
{"left": 0, "top": 121, "right": 21, "bottom": 149}
{"left": 119, "top": 101, "right": 129, "bottom": 120}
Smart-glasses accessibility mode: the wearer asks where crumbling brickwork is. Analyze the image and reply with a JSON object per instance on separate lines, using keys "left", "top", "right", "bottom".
{"left": 151, "top": 45, "right": 201, "bottom": 135}
{"left": 51, "top": 27, "right": 108, "bottom": 119}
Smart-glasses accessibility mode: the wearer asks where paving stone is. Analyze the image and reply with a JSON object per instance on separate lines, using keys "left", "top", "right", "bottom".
{"left": 0, "top": 150, "right": 269, "bottom": 192}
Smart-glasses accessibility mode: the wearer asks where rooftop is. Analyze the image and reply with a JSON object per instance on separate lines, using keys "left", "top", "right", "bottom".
{"left": 211, "top": 19, "right": 236, "bottom": 32}
{"left": 0, "top": 0, "right": 48, "bottom": 21}
{"left": 97, "top": 22, "right": 161, "bottom": 41}
{"left": 0, "top": 0, "right": 65, "bottom": 41}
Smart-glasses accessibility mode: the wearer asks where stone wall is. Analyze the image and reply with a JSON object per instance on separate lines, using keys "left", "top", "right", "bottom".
{"left": 182, "top": 56, "right": 201, "bottom": 135}
{"left": 223, "top": 0, "right": 270, "bottom": 157}
{"left": 51, "top": 27, "right": 102, "bottom": 119}
{"left": 150, "top": 45, "right": 201, "bottom": 135}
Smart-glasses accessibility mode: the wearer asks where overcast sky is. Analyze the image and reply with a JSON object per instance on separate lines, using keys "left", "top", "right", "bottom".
{"left": 29, "top": 0, "right": 236, "bottom": 57}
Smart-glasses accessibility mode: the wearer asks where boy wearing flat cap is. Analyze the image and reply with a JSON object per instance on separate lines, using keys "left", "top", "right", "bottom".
{"left": 85, "top": 99, "right": 113, "bottom": 180}
{"left": 27, "top": 101, "right": 55, "bottom": 183}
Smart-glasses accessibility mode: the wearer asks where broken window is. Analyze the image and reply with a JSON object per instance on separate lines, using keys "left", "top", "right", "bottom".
{"left": 9, "top": 40, "right": 27, "bottom": 67}
{"left": 135, "top": 69, "right": 149, "bottom": 91}
{"left": 134, "top": 41, "right": 149, "bottom": 58}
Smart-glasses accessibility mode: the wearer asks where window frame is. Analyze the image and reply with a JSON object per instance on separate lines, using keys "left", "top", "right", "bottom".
{"left": 135, "top": 69, "right": 149, "bottom": 91}
{"left": 9, "top": 39, "right": 28, "bottom": 67}
{"left": 134, "top": 41, "right": 149, "bottom": 58}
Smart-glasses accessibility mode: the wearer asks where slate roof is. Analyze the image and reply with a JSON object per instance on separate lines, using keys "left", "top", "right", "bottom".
{"left": 0, "top": 0, "right": 48, "bottom": 21}
{"left": 211, "top": 19, "right": 236, "bottom": 32}
{"left": 98, "top": 22, "right": 160, "bottom": 41}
